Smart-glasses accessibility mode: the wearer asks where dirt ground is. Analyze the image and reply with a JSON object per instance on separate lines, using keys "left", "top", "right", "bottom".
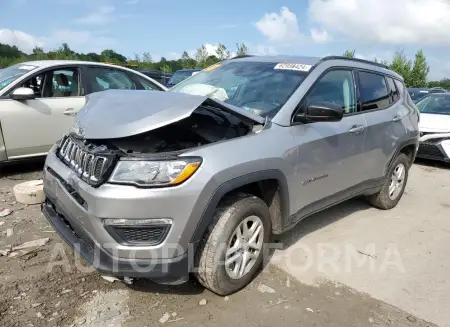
{"left": 0, "top": 159, "right": 441, "bottom": 327}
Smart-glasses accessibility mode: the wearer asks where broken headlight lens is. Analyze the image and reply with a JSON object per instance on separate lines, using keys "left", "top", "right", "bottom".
{"left": 109, "top": 157, "right": 202, "bottom": 187}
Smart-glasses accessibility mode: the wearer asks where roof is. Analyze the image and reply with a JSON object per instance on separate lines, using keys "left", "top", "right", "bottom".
{"left": 425, "top": 92, "right": 450, "bottom": 97}
{"left": 229, "top": 55, "right": 402, "bottom": 80}
{"left": 231, "top": 55, "right": 321, "bottom": 65}
{"left": 17, "top": 60, "right": 128, "bottom": 69}
{"left": 176, "top": 69, "right": 202, "bottom": 72}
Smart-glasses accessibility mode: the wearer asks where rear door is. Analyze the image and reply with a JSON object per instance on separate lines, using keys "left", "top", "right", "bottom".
{"left": 0, "top": 65, "right": 85, "bottom": 159}
{"left": 290, "top": 69, "right": 368, "bottom": 213}
{"left": 357, "top": 71, "right": 407, "bottom": 181}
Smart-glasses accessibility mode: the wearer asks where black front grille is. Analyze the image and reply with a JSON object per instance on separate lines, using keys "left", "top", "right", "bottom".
{"left": 417, "top": 143, "right": 444, "bottom": 159}
{"left": 110, "top": 226, "right": 170, "bottom": 245}
{"left": 57, "top": 136, "right": 115, "bottom": 187}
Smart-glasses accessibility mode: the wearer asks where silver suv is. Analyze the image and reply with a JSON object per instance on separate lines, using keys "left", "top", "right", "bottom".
{"left": 42, "top": 55, "right": 419, "bottom": 295}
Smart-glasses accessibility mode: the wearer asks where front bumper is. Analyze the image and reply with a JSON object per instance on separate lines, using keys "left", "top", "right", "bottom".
{"left": 42, "top": 199, "right": 189, "bottom": 283}
{"left": 40, "top": 146, "right": 215, "bottom": 281}
{"left": 416, "top": 134, "right": 450, "bottom": 162}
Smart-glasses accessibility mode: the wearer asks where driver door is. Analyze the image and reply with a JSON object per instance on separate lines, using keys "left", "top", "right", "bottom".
{"left": 0, "top": 66, "right": 85, "bottom": 160}
{"left": 290, "top": 69, "right": 368, "bottom": 216}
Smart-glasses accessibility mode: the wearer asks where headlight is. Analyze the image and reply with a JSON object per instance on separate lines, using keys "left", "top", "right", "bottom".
{"left": 109, "top": 157, "right": 202, "bottom": 187}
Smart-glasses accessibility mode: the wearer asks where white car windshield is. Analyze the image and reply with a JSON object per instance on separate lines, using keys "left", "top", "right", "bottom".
{"left": 169, "top": 61, "right": 309, "bottom": 118}
{"left": 416, "top": 95, "right": 450, "bottom": 115}
{"left": 0, "top": 63, "right": 38, "bottom": 91}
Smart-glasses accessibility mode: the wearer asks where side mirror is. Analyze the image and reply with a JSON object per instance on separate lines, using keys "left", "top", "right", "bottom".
{"left": 294, "top": 101, "right": 344, "bottom": 123}
{"left": 10, "top": 87, "right": 36, "bottom": 101}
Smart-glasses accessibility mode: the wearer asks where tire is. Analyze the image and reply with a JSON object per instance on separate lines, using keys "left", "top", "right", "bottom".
{"left": 367, "top": 153, "right": 410, "bottom": 210}
{"left": 194, "top": 193, "right": 271, "bottom": 296}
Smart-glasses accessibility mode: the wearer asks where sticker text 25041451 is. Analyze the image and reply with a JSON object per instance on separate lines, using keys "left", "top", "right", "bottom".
{"left": 274, "top": 63, "right": 312, "bottom": 72}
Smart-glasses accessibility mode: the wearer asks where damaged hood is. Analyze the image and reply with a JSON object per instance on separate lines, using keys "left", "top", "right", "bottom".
{"left": 71, "top": 89, "right": 265, "bottom": 139}
{"left": 419, "top": 113, "right": 450, "bottom": 133}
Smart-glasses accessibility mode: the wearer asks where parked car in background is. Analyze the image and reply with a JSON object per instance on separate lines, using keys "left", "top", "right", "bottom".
{"left": 137, "top": 70, "right": 172, "bottom": 86}
{"left": 428, "top": 87, "right": 447, "bottom": 94}
{"left": 42, "top": 55, "right": 418, "bottom": 296}
{"left": 0, "top": 60, "right": 166, "bottom": 163}
{"left": 166, "top": 69, "right": 201, "bottom": 88}
{"left": 408, "top": 87, "right": 429, "bottom": 103}
{"left": 415, "top": 93, "right": 450, "bottom": 162}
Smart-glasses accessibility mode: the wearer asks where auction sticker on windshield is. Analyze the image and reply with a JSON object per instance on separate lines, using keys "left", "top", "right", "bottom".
{"left": 274, "top": 63, "right": 312, "bottom": 72}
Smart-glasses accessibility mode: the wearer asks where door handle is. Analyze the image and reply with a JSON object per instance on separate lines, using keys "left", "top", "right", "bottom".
{"left": 392, "top": 115, "right": 402, "bottom": 122}
{"left": 348, "top": 125, "right": 365, "bottom": 134}
{"left": 63, "top": 108, "right": 77, "bottom": 116}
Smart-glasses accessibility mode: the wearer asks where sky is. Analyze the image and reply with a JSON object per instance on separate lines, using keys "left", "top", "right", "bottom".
{"left": 1, "top": 0, "right": 450, "bottom": 79}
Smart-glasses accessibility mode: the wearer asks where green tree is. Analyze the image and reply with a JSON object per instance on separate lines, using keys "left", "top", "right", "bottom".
{"left": 142, "top": 52, "right": 153, "bottom": 64}
{"left": 181, "top": 51, "right": 196, "bottom": 69}
{"left": 389, "top": 49, "right": 412, "bottom": 85}
{"left": 195, "top": 45, "right": 208, "bottom": 67}
{"left": 216, "top": 44, "right": 230, "bottom": 60}
{"left": 32, "top": 47, "right": 46, "bottom": 60}
{"left": 409, "top": 50, "right": 429, "bottom": 88}
{"left": 374, "top": 57, "right": 389, "bottom": 66}
{"left": 343, "top": 49, "right": 355, "bottom": 58}
{"left": 0, "top": 43, "right": 25, "bottom": 59}
{"left": 100, "top": 49, "right": 127, "bottom": 63}
{"left": 161, "top": 64, "right": 172, "bottom": 73}
{"left": 236, "top": 43, "right": 249, "bottom": 56}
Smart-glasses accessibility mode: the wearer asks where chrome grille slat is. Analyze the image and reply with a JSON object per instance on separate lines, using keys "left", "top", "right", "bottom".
{"left": 57, "top": 137, "right": 108, "bottom": 186}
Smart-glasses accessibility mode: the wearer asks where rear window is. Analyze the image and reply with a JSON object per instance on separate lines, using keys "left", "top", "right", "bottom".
{"left": 386, "top": 77, "right": 399, "bottom": 103}
{"left": 358, "top": 71, "right": 390, "bottom": 111}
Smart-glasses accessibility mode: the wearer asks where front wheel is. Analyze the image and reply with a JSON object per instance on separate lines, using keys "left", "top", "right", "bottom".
{"left": 367, "top": 153, "right": 410, "bottom": 210}
{"left": 194, "top": 193, "right": 271, "bottom": 295}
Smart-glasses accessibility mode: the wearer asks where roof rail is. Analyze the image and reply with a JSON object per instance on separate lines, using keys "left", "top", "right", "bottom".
{"left": 230, "top": 55, "right": 255, "bottom": 59}
{"left": 321, "top": 56, "right": 390, "bottom": 70}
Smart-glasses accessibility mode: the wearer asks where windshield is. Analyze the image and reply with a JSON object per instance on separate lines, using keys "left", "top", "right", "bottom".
{"left": 169, "top": 61, "right": 308, "bottom": 118}
{"left": 0, "top": 63, "right": 38, "bottom": 91}
{"left": 168, "top": 71, "right": 197, "bottom": 85}
{"left": 416, "top": 95, "right": 450, "bottom": 115}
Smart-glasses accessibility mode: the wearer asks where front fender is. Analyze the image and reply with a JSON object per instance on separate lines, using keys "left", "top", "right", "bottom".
{"left": 189, "top": 169, "right": 290, "bottom": 244}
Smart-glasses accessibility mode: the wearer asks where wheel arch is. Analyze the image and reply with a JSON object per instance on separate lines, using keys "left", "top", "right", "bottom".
{"left": 190, "top": 169, "right": 290, "bottom": 245}
{"left": 385, "top": 138, "right": 418, "bottom": 175}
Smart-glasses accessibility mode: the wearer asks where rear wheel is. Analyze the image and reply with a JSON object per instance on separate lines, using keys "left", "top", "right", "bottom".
{"left": 367, "top": 153, "right": 410, "bottom": 210}
{"left": 194, "top": 193, "right": 271, "bottom": 295}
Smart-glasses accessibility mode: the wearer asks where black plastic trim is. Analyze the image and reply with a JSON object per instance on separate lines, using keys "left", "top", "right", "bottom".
{"left": 105, "top": 224, "right": 171, "bottom": 246}
{"left": 190, "top": 169, "right": 290, "bottom": 244}
{"left": 386, "top": 137, "right": 419, "bottom": 174}
{"left": 320, "top": 56, "right": 390, "bottom": 69}
{"left": 42, "top": 197, "right": 189, "bottom": 283}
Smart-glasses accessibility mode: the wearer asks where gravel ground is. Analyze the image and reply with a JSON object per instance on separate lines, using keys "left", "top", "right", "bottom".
{"left": 0, "top": 158, "right": 441, "bottom": 327}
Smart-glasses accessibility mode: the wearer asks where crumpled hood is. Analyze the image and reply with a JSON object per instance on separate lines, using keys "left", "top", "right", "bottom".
{"left": 71, "top": 89, "right": 265, "bottom": 139}
{"left": 419, "top": 113, "right": 450, "bottom": 133}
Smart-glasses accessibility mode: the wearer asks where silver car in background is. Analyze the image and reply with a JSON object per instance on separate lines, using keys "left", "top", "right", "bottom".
{"left": 0, "top": 60, "right": 166, "bottom": 163}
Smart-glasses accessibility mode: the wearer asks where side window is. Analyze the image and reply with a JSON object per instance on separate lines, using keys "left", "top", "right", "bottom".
{"left": 304, "top": 69, "right": 356, "bottom": 114}
{"left": 134, "top": 75, "right": 161, "bottom": 91}
{"left": 386, "top": 77, "right": 399, "bottom": 103}
{"left": 18, "top": 67, "right": 80, "bottom": 98}
{"left": 358, "top": 71, "right": 390, "bottom": 111}
{"left": 49, "top": 69, "right": 80, "bottom": 97}
{"left": 87, "top": 67, "right": 136, "bottom": 94}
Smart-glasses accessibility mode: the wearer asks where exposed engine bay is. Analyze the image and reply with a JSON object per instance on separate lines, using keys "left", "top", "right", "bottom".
{"left": 103, "top": 105, "right": 263, "bottom": 155}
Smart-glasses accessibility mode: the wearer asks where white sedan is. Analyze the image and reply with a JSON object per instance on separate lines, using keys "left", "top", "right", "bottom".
{"left": 0, "top": 60, "right": 167, "bottom": 163}
{"left": 416, "top": 93, "right": 450, "bottom": 162}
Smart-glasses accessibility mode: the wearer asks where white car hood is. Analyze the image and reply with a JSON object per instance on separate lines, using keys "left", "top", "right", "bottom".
{"left": 419, "top": 113, "right": 450, "bottom": 133}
